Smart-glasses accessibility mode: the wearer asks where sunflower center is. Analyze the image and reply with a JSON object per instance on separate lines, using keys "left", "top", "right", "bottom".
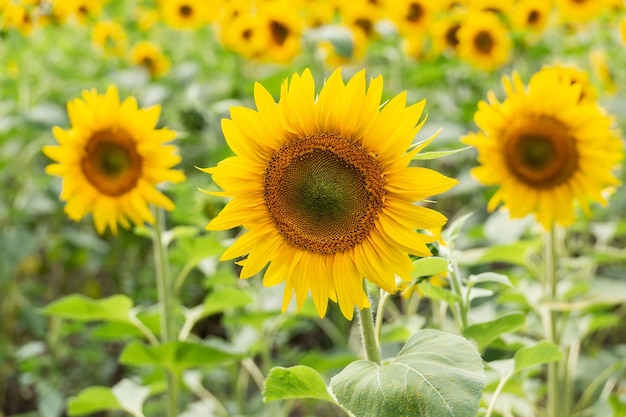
{"left": 269, "top": 20, "right": 289, "bottom": 46}
{"left": 445, "top": 23, "right": 461, "bottom": 48}
{"left": 527, "top": 9, "right": 540, "bottom": 24}
{"left": 141, "top": 56, "right": 155, "bottom": 71}
{"left": 474, "top": 30, "right": 494, "bottom": 53}
{"left": 406, "top": 3, "right": 424, "bottom": 23}
{"left": 81, "top": 129, "right": 142, "bottom": 196}
{"left": 179, "top": 4, "right": 193, "bottom": 17}
{"left": 504, "top": 117, "right": 578, "bottom": 188}
{"left": 355, "top": 18, "right": 374, "bottom": 37}
{"left": 264, "top": 132, "right": 386, "bottom": 254}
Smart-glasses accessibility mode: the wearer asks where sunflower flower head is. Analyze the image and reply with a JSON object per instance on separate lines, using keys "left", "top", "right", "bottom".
{"left": 44, "top": 86, "right": 186, "bottom": 235}
{"left": 462, "top": 68, "right": 623, "bottom": 230}
{"left": 202, "top": 68, "right": 457, "bottom": 320}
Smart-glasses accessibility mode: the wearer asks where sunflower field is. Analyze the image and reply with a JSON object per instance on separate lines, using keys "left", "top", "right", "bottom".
{"left": 2, "top": 0, "right": 626, "bottom": 416}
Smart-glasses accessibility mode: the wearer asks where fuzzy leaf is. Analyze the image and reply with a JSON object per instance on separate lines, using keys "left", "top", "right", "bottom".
{"left": 119, "top": 341, "right": 241, "bottom": 374}
{"left": 42, "top": 294, "right": 132, "bottom": 324}
{"left": 264, "top": 366, "right": 335, "bottom": 403}
{"left": 514, "top": 341, "right": 562, "bottom": 373}
{"left": 67, "top": 387, "right": 121, "bottom": 416}
{"left": 331, "top": 329, "right": 484, "bottom": 417}
{"left": 462, "top": 313, "right": 525, "bottom": 351}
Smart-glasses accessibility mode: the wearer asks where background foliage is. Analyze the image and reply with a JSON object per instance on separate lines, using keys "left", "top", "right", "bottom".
{"left": 1, "top": 0, "right": 626, "bottom": 416}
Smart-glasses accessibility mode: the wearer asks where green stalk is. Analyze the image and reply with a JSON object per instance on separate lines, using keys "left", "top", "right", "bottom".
{"left": 374, "top": 289, "right": 390, "bottom": 344}
{"left": 448, "top": 260, "right": 468, "bottom": 330}
{"left": 358, "top": 283, "right": 381, "bottom": 365}
{"left": 543, "top": 226, "right": 560, "bottom": 417}
{"left": 152, "top": 208, "right": 179, "bottom": 417}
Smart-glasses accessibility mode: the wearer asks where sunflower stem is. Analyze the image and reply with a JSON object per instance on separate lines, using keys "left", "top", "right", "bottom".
{"left": 152, "top": 208, "right": 179, "bottom": 417}
{"left": 543, "top": 226, "right": 561, "bottom": 417}
{"left": 374, "top": 289, "right": 389, "bottom": 345}
{"left": 358, "top": 283, "right": 381, "bottom": 365}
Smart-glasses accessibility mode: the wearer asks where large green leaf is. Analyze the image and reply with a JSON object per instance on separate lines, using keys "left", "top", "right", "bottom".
{"left": 264, "top": 366, "right": 336, "bottom": 403}
{"left": 67, "top": 387, "right": 121, "bottom": 416}
{"left": 41, "top": 294, "right": 133, "bottom": 324}
{"left": 331, "top": 329, "right": 485, "bottom": 417}
{"left": 120, "top": 340, "right": 241, "bottom": 374}
{"left": 462, "top": 313, "right": 526, "bottom": 351}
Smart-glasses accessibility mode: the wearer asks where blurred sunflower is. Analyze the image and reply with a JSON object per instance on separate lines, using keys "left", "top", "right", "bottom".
{"left": 43, "top": 87, "right": 185, "bottom": 234}
{"left": 430, "top": 12, "right": 463, "bottom": 55}
{"left": 621, "top": 17, "right": 626, "bottom": 45}
{"left": 218, "top": 11, "right": 266, "bottom": 60}
{"left": 510, "top": 0, "right": 553, "bottom": 33}
{"left": 55, "top": 0, "right": 105, "bottom": 25}
{"left": 555, "top": 0, "right": 607, "bottom": 23}
{"left": 2, "top": 3, "right": 35, "bottom": 35}
{"left": 388, "top": 0, "right": 436, "bottom": 36}
{"left": 468, "top": 0, "right": 514, "bottom": 15}
{"left": 300, "top": 0, "right": 336, "bottom": 27}
{"left": 131, "top": 41, "right": 171, "bottom": 78}
{"left": 202, "top": 69, "right": 457, "bottom": 319}
{"left": 340, "top": 2, "right": 382, "bottom": 42}
{"left": 462, "top": 69, "right": 623, "bottom": 229}
{"left": 91, "top": 20, "right": 127, "bottom": 57}
{"left": 457, "top": 11, "right": 511, "bottom": 71}
{"left": 257, "top": 5, "right": 303, "bottom": 63}
{"left": 160, "top": 0, "right": 210, "bottom": 30}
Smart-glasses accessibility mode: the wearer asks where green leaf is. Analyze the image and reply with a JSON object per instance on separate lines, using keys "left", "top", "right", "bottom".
{"left": 443, "top": 212, "right": 473, "bottom": 244}
{"left": 67, "top": 387, "right": 121, "bottom": 416}
{"left": 41, "top": 294, "right": 133, "bottom": 324}
{"left": 514, "top": 341, "right": 562, "bottom": 373}
{"left": 264, "top": 366, "right": 336, "bottom": 403}
{"left": 462, "top": 313, "right": 526, "bottom": 351}
{"left": 412, "top": 257, "right": 449, "bottom": 279}
{"left": 417, "top": 282, "right": 461, "bottom": 305}
{"left": 120, "top": 340, "right": 241, "bottom": 374}
{"left": 480, "top": 241, "right": 539, "bottom": 266}
{"left": 111, "top": 379, "right": 151, "bottom": 417}
{"left": 467, "top": 272, "right": 512, "bottom": 287}
{"left": 201, "top": 287, "right": 252, "bottom": 317}
{"left": 413, "top": 146, "right": 472, "bottom": 160}
{"left": 331, "top": 329, "right": 485, "bottom": 417}
{"left": 609, "top": 393, "right": 626, "bottom": 416}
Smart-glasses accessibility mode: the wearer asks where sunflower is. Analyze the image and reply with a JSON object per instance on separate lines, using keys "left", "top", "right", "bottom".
{"left": 218, "top": 11, "right": 266, "bottom": 60}
{"left": 43, "top": 86, "right": 185, "bottom": 234}
{"left": 54, "top": 0, "right": 105, "bottom": 25}
{"left": 555, "top": 0, "right": 608, "bottom": 23}
{"left": 467, "top": 0, "right": 514, "bottom": 15}
{"left": 430, "top": 12, "right": 463, "bottom": 56}
{"left": 256, "top": 5, "right": 303, "bottom": 64}
{"left": 2, "top": 4, "right": 35, "bottom": 35}
{"left": 131, "top": 41, "right": 171, "bottom": 78}
{"left": 160, "top": 0, "right": 210, "bottom": 30}
{"left": 510, "top": 0, "right": 553, "bottom": 33}
{"left": 91, "top": 20, "right": 127, "bottom": 57}
{"left": 457, "top": 10, "right": 511, "bottom": 71}
{"left": 202, "top": 69, "right": 457, "bottom": 319}
{"left": 462, "top": 69, "right": 623, "bottom": 230}
{"left": 388, "top": 0, "right": 436, "bottom": 37}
